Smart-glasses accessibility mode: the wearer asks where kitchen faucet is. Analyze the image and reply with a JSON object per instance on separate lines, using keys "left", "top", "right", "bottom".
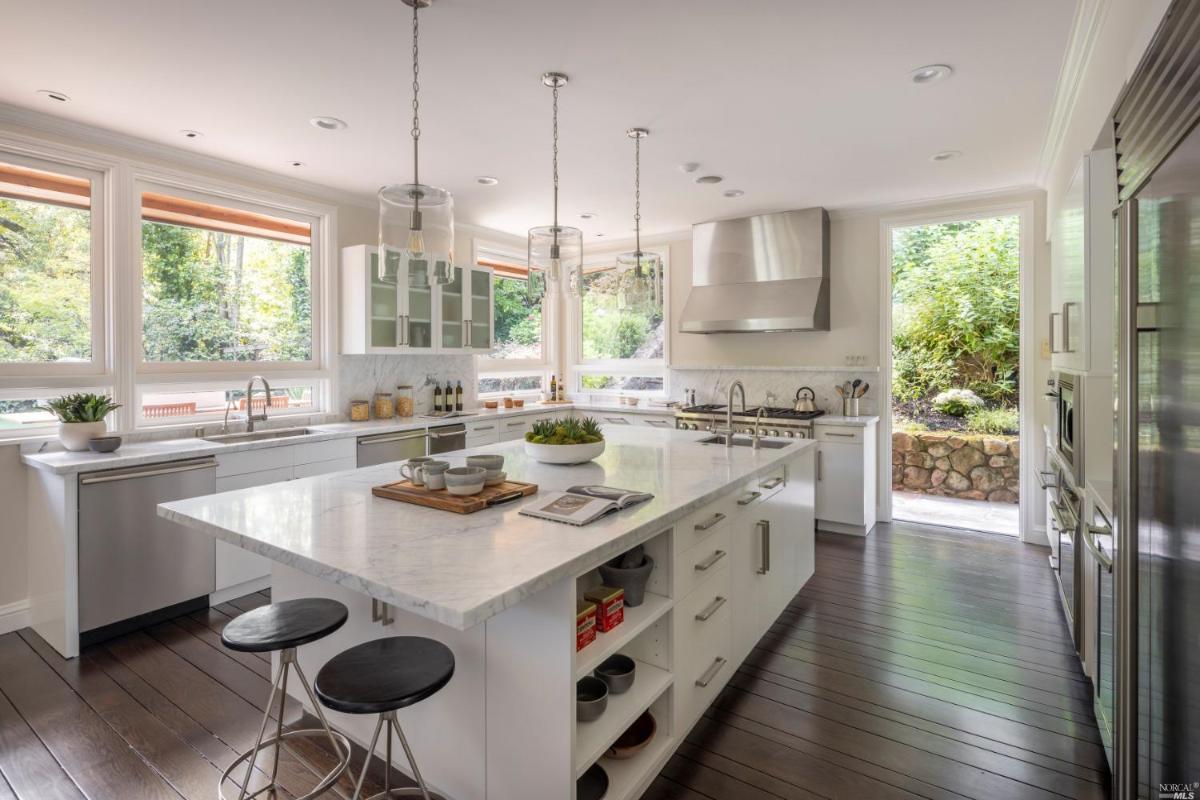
{"left": 714, "top": 380, "right": 747, "bottom": 447}
{"left": 244, "top": 375, "right": 273, "bottom": 433}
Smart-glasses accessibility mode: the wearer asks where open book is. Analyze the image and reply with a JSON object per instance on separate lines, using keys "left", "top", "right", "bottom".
{"left": 519, "top": 485, "right": 654, "bottom": 526}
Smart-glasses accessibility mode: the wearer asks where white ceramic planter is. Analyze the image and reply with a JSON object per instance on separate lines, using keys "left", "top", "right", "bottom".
{"left": 523, "top": 440, "right": 605, "bottom": 465}
{"left": 58, "top": 421, "right": 108, "bottom": 452}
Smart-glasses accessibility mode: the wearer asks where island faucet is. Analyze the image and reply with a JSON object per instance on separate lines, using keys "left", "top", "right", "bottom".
{"left": 244, "top": 375, "right": 273, "bottom": 433}
{"left": 714, "top": 380, "right": 747, "bottom": 447}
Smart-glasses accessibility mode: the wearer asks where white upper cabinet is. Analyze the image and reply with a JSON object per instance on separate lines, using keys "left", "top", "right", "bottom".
{"left": 1050, "top": 150, "right": 1117, "bottom": 375}
{"left": 340, "top": 245, "right": 494, "bottom": 355}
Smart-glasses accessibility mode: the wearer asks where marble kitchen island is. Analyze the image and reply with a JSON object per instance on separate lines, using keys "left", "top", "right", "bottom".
{"left": 159, "top": 426, "right": 816, "bottom": 800}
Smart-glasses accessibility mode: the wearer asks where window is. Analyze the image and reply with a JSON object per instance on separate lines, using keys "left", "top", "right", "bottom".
{"left": 140, "top": 191, "right": 313, "bottom": 364}
{"left": 138, "top": 382, "right": 316, "bottom": 425}
{"left": 571, "top": 252, "right": 668, "bottom": 396}
{"left": 491, "top": 271, "right": 542, "bottom": 361}
{"left": 476, "top": 242, "right": 551, "bottom": 397}
{"left": 478, "top": 374, "right": 544, "bottom": 395}
{"left": 0, "top": 158, "right": 102, "bottom": 369}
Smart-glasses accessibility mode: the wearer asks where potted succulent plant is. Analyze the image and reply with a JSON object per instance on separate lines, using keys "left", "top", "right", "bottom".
{"left": 38, "top": 393, "right": 121, "bottom": 452}
{"left": 523, "top": 416, "right": 605, "bottom": 464}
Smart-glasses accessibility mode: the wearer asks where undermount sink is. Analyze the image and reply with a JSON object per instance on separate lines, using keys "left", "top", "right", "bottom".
{"left": 202, "top": 427, "right": 316, "bottom": 444}
{"left": 698, "top": 435, "right": 792, "bottom": 449}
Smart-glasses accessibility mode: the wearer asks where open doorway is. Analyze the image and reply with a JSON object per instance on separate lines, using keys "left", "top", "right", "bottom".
{"left": 886, "top": 213, "right": 1023, "bottom": 536}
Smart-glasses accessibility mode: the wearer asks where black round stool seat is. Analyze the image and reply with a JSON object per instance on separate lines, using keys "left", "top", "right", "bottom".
{"left": 221, "top": 598, "right": 348, "bottom": 653}
{"left": 315, "top": 636, "right": 455, "bottom": 715}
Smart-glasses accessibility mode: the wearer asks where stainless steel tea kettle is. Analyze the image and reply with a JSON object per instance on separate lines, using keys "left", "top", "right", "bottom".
{"left": 793, "top": 386, "right": 817, "bottom": 413}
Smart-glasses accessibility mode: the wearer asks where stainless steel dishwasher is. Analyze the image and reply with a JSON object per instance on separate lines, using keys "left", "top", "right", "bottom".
{"left": 78, "top": 457, "right": 217, "bottom": 643}
{"left": 427, "top": 422, "right": 466, "bottom": 454}
{"left": 357, "top": 429, "right": 428, "bottom": 467}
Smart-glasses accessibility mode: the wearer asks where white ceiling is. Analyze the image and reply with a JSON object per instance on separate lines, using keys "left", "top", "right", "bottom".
{"left": 1, "top": 0, "right": 1075, "bottom": 237}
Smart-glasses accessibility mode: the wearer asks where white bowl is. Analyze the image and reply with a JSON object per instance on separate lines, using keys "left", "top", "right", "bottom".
{"left": 523, "top": 440, "right": 605, "bottom": 465}
{"left": 484, "top": 470, "right": 507, "bottom": 486}
{"left": 446, "top": 481, "right": 485, "bottom": 496}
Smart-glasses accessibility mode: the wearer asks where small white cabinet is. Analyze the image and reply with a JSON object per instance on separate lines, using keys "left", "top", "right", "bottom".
{"left": 341, "top": 245, "right": 494, "bottom": 355}
{"left": 815, "top": 422, "right": 877, "bottom": 536}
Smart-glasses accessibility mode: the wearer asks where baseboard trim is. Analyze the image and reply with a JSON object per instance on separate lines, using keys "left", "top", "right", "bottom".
{"left": 0, "top": 599, "right": 31, "bottom": 635}
{"left": 818, "top": 520, "right": 875, "bottom": 537}
{"left": 210, "top": 576, "right": 272, "bottom": 606}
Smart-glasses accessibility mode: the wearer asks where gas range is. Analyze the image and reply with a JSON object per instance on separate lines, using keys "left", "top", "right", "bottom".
{"left": 674, "top": 405, "right": 825, "bottom": 439}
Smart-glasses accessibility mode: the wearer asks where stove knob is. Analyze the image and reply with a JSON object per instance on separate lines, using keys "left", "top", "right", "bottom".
{"left": 769, "top": 429, "right": 780, "bottom": 437}
{"left": 785, "top": 430, "right": 796, "bottom": 438}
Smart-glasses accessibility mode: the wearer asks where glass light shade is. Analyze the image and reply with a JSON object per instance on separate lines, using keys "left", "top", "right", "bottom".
{"left": 617, "top": 250, "right": 663, "bottom": 305}
{"left": 379, "top": 183, "right": 455, "bottom": 286}
{"left": 528, "top": 224, "right": 583, "bottom": 297}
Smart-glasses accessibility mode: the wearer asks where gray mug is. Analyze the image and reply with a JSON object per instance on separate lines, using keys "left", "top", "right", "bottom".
{"left": 419, "top": 460, "right": 450, "bottom": 490}
{"left": 400, "top": 456, "right": 434, "bottom": 485}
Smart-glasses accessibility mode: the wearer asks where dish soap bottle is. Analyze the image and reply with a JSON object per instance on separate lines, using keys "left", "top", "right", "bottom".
{"left": 455, "top": 380, "right": 463, "bottom": 411}
{"left": 433, "top": 383, "right": 442, "bottom": 413}
{"left": 550, "top": 374, "right": 558, "bottom": 402}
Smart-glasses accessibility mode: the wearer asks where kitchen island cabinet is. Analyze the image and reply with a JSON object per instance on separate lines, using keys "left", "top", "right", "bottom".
{"left": 161, "top": 426, "right": 815, "bottom": 800}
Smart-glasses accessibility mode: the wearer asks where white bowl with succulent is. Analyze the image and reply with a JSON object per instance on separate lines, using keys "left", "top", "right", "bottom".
{"left": 523, "top": 416, "right": 606, "bottom": 464}
{"left": 39, "top": 393, "right": 121, "bottom": 452}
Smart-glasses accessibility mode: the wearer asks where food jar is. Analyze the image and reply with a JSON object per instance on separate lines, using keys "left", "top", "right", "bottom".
{"left": 395, "top": 385, "right": 414, "bottom": 418}
{"left": 373, "top": 392, "right": 395, "bottom": 419}
{"left": 350, "top": 400, "right": 370, "bottom": 421}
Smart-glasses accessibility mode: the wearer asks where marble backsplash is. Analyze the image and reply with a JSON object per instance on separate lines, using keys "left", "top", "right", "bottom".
{"left": 667, "top": 368, "right": 879, "bottom": 417}
{"left": 337, "top": 354, "right": 477, "bottom": 416}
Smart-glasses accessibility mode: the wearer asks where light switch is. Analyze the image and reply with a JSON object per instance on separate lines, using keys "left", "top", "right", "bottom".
{"left": 1040, "top": 338, "right": 1051, "bottom": 359}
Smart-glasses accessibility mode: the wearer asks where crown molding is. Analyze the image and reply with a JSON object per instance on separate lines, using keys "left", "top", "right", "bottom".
{"left": 827, "top": 184, "right": 1041, "bottom": 220}
{"left": 1034, "top": 0, "right": 1112, "bottom": 188}
{"left": 0, "top": 103, "right": 378, "bottom": 210}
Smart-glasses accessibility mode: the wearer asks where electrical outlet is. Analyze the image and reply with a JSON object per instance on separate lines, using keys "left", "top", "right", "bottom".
{"left": 1040, "top": 338, "right": 1051, "bottom": 359}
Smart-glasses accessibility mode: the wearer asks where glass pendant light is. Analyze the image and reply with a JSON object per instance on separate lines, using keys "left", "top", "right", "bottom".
{"left": 378, "top": 0, "right": 454, "bottom": 287}
{"left": 616, "top": 127, "right": 663, "bottom": 307}
{"left": 528, "top": 72, "right": 583, "bottom": 301}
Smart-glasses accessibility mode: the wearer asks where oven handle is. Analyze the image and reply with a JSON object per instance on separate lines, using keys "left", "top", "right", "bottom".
{"left": 1036, "top": 470, "right": 1058, "bottom": 490}
{"left": 1051, "top": 500, "right": 1077, "bottom": 535}
{"left": 1082, "top": 524, "right": 1114, "bottom": 572}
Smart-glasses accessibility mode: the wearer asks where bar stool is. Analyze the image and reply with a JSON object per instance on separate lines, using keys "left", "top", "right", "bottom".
{"left": 315, "top": 636, "right": 455, "bottom": 800}
{"left": 219, "top": 598, "right": 353, "bottom": 800}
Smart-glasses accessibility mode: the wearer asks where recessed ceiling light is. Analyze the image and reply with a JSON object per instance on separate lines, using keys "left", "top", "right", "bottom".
{"left": 179, "top": 129, "right": 204, "bottom": 140}
{"left": 37, "top": 89, "right": 70, "bottom": 103}
{"left": 910, "top": 64, "right": 953, "bottom": 85}
{"left": 678, "top": 162, "right": 700, "bottom": 174}
{"left": 723, "top": 189, "right": 745, "bottom": 198}
{"left": 930, "top": 150, "right": 962, "bottom": 162}
{"left": 287, "top": 160, "right": 306, "bottom": 168}
{"left": 579, "top": 212, "right": 597, "bottom": 220}
{"left": 476, "top": 176, "right": 499, "bottom": 186}
{"left": 309, "top": 116, "right": 348, "bottom": 131}
{"left": 695, "top": 175, "right": 723, "bottom": 184}
{"left": 594, "top": 233, "right": 605, "bottom": 237}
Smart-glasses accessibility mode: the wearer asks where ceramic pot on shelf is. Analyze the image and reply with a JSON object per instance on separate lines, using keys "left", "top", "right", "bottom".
{"left": 58, "top": 421, "right": 108, "bottom": 452}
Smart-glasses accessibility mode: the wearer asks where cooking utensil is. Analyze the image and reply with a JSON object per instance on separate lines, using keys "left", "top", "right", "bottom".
{"left": 857, "top": 382, "right": 870, "bottom": 398}
{"left": 793, "top": 387, "right": 817, "bottom": 413}
{"left": 851, "top": 379, "right": 862, "bottom": 396}
{"left": 835, "top": 385, "right": 845, "bottom": 398}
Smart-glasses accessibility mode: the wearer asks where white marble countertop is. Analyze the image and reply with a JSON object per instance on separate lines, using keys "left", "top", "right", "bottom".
{"left": 159, "top": 426, "right": 813, "bottom": 630}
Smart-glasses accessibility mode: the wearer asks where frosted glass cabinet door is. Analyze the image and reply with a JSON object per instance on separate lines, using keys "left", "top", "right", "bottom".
{"left": 368, "top": 251, "right": 400, "bottom": 349}
{"left": 440, "top": 265, "right": 466, "bottom": 351}
{"left": 468, "top": 268, "right": 493, "bottom": 352}
{"left": 402, "top": 260, "right": 435, "bottom": 352}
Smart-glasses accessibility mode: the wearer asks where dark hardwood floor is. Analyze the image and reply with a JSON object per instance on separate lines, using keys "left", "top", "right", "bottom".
{"left": 0, "top": 521, "right": 1109, "bottom": 800}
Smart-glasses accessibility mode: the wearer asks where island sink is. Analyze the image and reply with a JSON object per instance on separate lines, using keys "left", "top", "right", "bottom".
{"left": 698, "top": 435, "right": 792, "bottom": 449}
{"left": 201, "top": 426, "right": 316, "bottom": 444}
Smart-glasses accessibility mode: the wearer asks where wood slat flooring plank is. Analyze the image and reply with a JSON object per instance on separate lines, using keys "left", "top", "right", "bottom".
{"left": 223, "top": 594, "right": 271, "bottom": 615}
{"left": 0, "top": 687, "right": 84, "bottom": 800}
{"left": 187, "top": 607, "right": 272, "bottom": 665}
{"left": 0, "top": 633, "right": 180, "bottom": 800}
{"left": 672, "top": 741, "right": 826, "bottom": 800}
{"left": 658, "top": 751, "right": 790, "bottom": 800}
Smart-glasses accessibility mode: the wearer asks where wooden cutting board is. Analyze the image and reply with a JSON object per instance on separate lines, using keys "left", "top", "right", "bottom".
{"left": 372, "top": 479, "right": 537, "bottom": 514}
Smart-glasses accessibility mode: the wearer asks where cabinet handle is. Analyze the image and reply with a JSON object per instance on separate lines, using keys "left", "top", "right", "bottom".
{"left": 694, "top": 596, "right": 727, "bottom": 621}
{"left": 694, "top": 512, "right": 726, "bottom": 531}
{"left": 817, "top": 450, "right": 822, "bottom": 481}
{"left": 824, "top": 432, "right": 855, "bottom": 438}
{"left": 645, "top": 419, "right": 671, "bottom": 427}
{"left": 1049, "top": 312, "right": 1061, "bottom": 353}
{"left": 759, "top": 476, "right": 784, "bottom": 489}
{"left": 371, "top": 598, "right": 394, "bottom": 626}
{"left": 757, "top": 519, "right": 771, "bottom": 574}
{"left": 695, "top": 656, "right": 728, "bottom": 688}
{"left": 1036, "top": 470, "right": 1058, "bottom": 490}
{"left": 1061, "top": 302, "right": 1077, "bottom": 353}
{"left": 694, "top": 549, "right": 727, "bottom": 572}
{"left": 737, "top": 491, "right": 761, "bottom": 506}
{"left": 473, "top": 425, "right": 495, "bottom": 432}
{"left": 396, "top": 313, "right": 408, "bottom": 346}
{"left": 604, "top": 417, "right": 631, "bottom": 425}
{"left": 506, "top": 421, "right": 525, "bottom": 428}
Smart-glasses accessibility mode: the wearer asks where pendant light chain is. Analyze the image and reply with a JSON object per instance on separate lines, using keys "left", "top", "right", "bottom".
{"left": 552, "top": 82, "right": 560, "bottom": 232}
{"left": 410, "top": 0, "right": 421, "bottom": 194}
{"left": 634, "top": 133, "right": 642, "bottom": 258}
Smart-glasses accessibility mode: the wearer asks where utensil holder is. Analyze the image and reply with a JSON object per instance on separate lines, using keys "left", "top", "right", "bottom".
{"left": 842, "top": 397, "right": 859, "bottom": 417}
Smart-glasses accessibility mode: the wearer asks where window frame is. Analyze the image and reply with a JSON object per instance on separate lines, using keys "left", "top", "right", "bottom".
{"left": 567, "top": 247, "right": 670, "bottom": 398}
{"left": 134, "top": 377, "right": 324, "bottom": 429}
{"left": 474, "top": 238, "right": 554, "bottom": 398}
{"left": 0, "top": 149, "right": 108, "bottom": 382}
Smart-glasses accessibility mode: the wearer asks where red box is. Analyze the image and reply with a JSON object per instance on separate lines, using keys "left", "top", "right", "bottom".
{"left": 576, "top": 601, "right": 597, "bottom": 651}
{"left": 584, "top": 586, "right": 625, "bottom": 632}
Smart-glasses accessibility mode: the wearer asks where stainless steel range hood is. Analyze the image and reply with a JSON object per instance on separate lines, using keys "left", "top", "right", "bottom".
{"left": 680, "top": 207, "right": 829, "bottom": 333}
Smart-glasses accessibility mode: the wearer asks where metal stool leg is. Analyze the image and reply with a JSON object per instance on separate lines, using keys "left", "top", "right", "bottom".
{"left": 352, "top": 710, "right": 440, "bottom": 800}
{"left": 220, "top": 648, "right": 352, "bottom": 800}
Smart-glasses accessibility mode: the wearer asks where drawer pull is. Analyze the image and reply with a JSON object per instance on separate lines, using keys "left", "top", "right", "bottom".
{"left": 759, "top": 476, "right": 784, "bottom": 489}
{"left": 694, "top": 512, "right": 726, "bottom": 531}
{"left": 604, "top": 417, "right": 632, "bottom": 424}
{"left": 506, "top": 421, "right": 525, "bottom": 427}
{"left": 737, "top": 491, "right": 761, "bottom": 506}
{"left": 694, "top": 549, "right": 727, "bottom": 572}
{"left": 371, "top": 598, "right": 394, "bottom": 627}
{"left": 824, "top": 432, "right": 855, "bottom": 438}
{"left": 695, "top": 656, "right": 728, "bottom": 688}
{"left": 473, "top": 425, "right": 495, "bottom": 432}
{"left": 757, "top": 519, "right": 771, "bottom": 574}
{"left": 645, "top": 419, "right": 672, "bottom": 427}
{"left": 694, "top": 595, "right": 727, "bottom": 621}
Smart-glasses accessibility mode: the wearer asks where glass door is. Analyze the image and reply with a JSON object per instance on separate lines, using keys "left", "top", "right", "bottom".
{"left": 440, "top": 265, "right": 465, "bottom": 350}
{"left": 468, "top": 267, "right": 493, "bottom": 351}
{"left": 402, "top": 256, "right": 434, "bottom": 352}
{"left": 369, "top": 250, "right": 400, "bottom": 349}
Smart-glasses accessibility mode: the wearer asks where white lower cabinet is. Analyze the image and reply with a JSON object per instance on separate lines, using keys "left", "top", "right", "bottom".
{"left": 815, "top": 421, "right": 877, "bottom": 535}
{"left": 498, "top": 417, "right": 530, "bottom": 442}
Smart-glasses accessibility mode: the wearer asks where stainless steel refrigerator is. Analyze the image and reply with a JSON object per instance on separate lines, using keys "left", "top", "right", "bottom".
{"left": 1114, "top": 15, "right": 1200, "bottom": 792}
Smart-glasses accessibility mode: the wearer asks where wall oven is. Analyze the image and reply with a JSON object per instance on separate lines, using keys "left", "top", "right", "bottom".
{"left": 1046, "top": 458, "right": 1081, "bottom": 646}
{"left": 1053, "top": 373, "right": 1082, "bottom": 485}
{"left": 1083, "top": 502, "right": 1115, "bottom": 766}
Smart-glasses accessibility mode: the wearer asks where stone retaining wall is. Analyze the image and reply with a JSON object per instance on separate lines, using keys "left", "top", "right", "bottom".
{"left": 892, "top": 430, "right": 1019, "bottom": 503}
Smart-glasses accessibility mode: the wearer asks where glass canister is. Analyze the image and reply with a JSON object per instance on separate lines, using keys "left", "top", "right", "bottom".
{"left": 350, "top": 400, "right": 370, "bottom": 421}
{"left": 395, "top": 385, "right": 414, "bottom": 418}
{"left": 373, "top": 391, "right": 395, "bottom": 419}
